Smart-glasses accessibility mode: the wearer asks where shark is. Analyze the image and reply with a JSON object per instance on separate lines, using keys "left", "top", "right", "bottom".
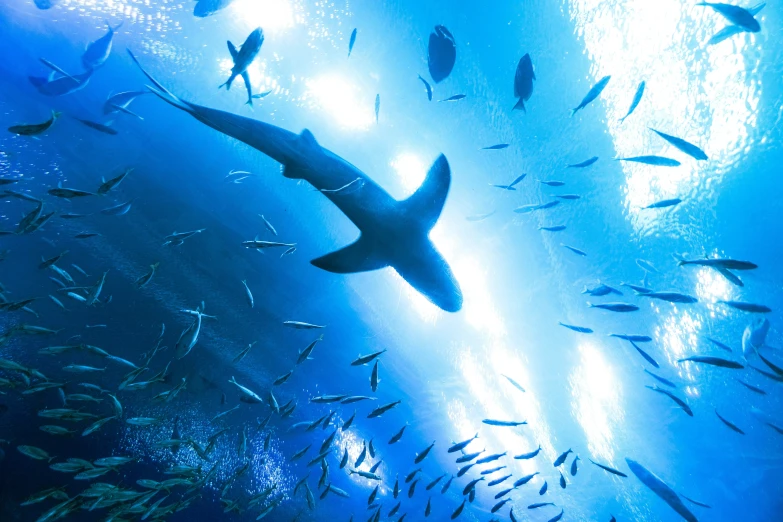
{"left": 128, "top": 49, "right": 463, "bottom": 312}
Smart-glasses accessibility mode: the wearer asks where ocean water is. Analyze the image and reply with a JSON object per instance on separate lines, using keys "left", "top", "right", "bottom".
{"left": 0, "top": 1, "right": 781, "bottom": 521}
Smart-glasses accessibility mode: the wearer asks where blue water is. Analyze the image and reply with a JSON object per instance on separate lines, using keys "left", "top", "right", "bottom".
{"left": 0, "top": 1, "right": 781, "bottom": 521}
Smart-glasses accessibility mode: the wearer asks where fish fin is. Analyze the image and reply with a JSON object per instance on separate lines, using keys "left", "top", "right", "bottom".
{"left": 227, "top": 41, "right": 238, "bottom": 61}
{"left": 240, "top": 71, "right": 253, "bottom": 106}
{"left": 400, "top": 154, "right": 450, "bottom": 231}
{"left": 128, "top": 49, "right": 194, "bottom": 116}
{"left": 513, "top": 98, "right": 526, "bottom": 112}
{"left": 311, "top": 235, "right": 387, "bottom": 274}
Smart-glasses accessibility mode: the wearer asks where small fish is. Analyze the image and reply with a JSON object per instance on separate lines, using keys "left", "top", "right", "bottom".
{"left": 553, "top": 448, "right": 572, "bottom": 467}
{"left": 583, "top": 283, "right": 623, "bottom": 296}
{"left": 476, "top": 451, "right": 506, "bottom": 464}
{"left": 389, "top": 424, "right": 406, "bottom": 443}
{"left": 619, "top": 80, "right": 645, "bottom": 123}
{"left": 492, "top": 173, "right": 527, "bottom": 191}
{"left": 367, "top": 400, "right": 400, "bottom": 418}
{"left": 483, "top": 419, "right": 526, "bottom": 427}
{"left": 588, "top": 458, "right": 628, "bottom": 477}
{"left": 49, "top": 186, "right": 96, "bottom": 198}
{"left": 348, "top": 28, "right": 357, "bottom": 56}
{"left": 563, "top": 245, "right": 587, "bottom": 256}
{"left": 698, "top": 2, "right": 760, "bottom": 33}
{"left": 645, "top": 369, "right": 676, "bottom": 387}
{"left": 135, "top": 262, "right": 159, "bottom": 288}
{"left": 571, "top": 75, "right": 610, "bottom": 116}
{"left": 100, "top": 199, "right": 134, "bottom": 215}
{"left": 539, "top": 180, "right": 565, "bottom": 187}
{"left": 588, "top": 302, "right": 639, "bottom": 312}
{"left": 239, "top": 280, "right": 254, "bottom": 308}
{"left": 644, "top": 198, "right": 681, "bottom": 209}
{"left": 491, "top": 499, "right": 511, "bottom": 513}
{"left": 8, "top": 110, "right": 61, "bottom": 136}
{"left": 513, "top": 472, "right": 539, "bottom": 487}
{"left": 631, "top": 340, "right": 660, "bottom": 368}
{"left": 251, "top": 89, "right": 273, "bottom": 100}
{"left": 678, "top": 355, "right": 744, "bottom": 369}
{"left": 514, "top": 445, "right": 541, "bottom": 460}
{"left": 370, "top": 360, "right": 380, "bottom": 392}
{"left": 736, "top": 378, "right": 766, "bottom": 395}
{"left": 559, "top": 471, "right": 567, "bottom": 488}
{"left": 482, "top": 143, "right": 510, "bottom": 150}
{"left": 76, "top": 118, "right": 118, "bottom": 135}
{"left": 649, "top": 128, "right": 708, "bottom": 161}
{"left": 646, "top": 385, "right": 693, "bottom": 416}
{"left": 567, "top": 156, "right": 598, "bottom": 168}
{"left": 715, "top": 409, "right": 744, "bottom": 434}
{"left": 514, "top": 201, "right": 559, "bottom": 213}
{"left": 571, "top": 455, "right": 580, "bottom": 476}
{"left": 351, "top": 349, "right": 386, "bottom": 366}
{"left": 375, "top": 94, "right": 380, "bottom": 124}
{"left": 439, "top": 94, "right": 466, "bottom": 102}
{"left": 539, "top": 225, "right": 567, "bottom": 232}
{"left": 529, "top": 502, "right": 555, "bottom": 510}
{"left": 626, "top": 459, "right": 697, "bottom": 522}
{"left": 502, "top": 374, "right": 526, "bottom": 393}
{"left": 414, "top": 441, "right": 435, "bottom": 464}
{"left": 719, "top": 300, "right": 771, "bottom": 313}
{"left": 417, "top": 75, "right": 433, "bottom": 101}
{"left": 616, "top": 155, "right": 681, "bottom": 167}
{"left": 284, "top": 321, "right": 324, "bottom": 330}
{"left": 297, "top": 336, "right": 323, "bottom": 364}
{"left": 559, "top": 322, "right": 593, "bottom": 333}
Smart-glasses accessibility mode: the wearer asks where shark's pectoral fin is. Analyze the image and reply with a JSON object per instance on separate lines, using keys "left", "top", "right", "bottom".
{"left": 311, "top": 235, "right": 387, "bottom": 274}
{"left": 227, "top": 41, "right": 238, "bottom": 60}
{"left": 400, "top": 154, "right": 450, "bottom": 231}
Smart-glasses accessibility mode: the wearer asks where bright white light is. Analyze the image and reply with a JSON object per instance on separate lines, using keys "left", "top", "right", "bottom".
{"left": 570, "top": 342, "right": 623, "bottom": 462}
{"left": 306, "top": 75, "right": 374, "bottom": 130}
{"left": 390, "top": 153, "right": 427, "bottom": 197}
{"left": 232, "top": 0, "right": 295, "bottom": 34}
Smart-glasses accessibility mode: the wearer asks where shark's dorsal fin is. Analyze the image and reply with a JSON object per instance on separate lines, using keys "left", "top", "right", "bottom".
{"left": 401, "top": 154, "right": 450, "bottom": 231}
{"left": 311, "top": 235, "right": 387, "bottom": 274}
{"left": 227, "top": 41, "right": 238, "bottom": 61}
{"left": 283, "top": 130, "right": 321, "bottom": 179}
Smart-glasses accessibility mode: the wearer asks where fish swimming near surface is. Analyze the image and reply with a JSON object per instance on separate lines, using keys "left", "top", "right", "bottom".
{"left": 428, "top": 25, "right": 456, "bottom": 83}
{"left": 502, "top": 374, "right": 526, "bottom": 393}
{"left": 645, "top": 198, "right": 681, "bottom": 209}
{"left": 707, "top": 3, "right": 766, "bottom": 44}
{"left": 588, "top": 302, "right": 639, "bottom": 312}
{"left": 678, "top": 355, "right": 744, "bottom": 369}
{"left": 8, "top": 111, "right": 61, "bottom": 136}
{"left": 589, "top": 459, "right": 628, "bottom": 477}
{"left": 513, "top": 53, "right": 535, "bottom": 112}
{"left": 616, "top": 155, "right": 681, "bottom": 167}
{"left": 563, "top": 244, "right": 587, "bottom": 256}
{"left": 649, "top": 128, "right": 708, "bottom": 161}
{"left": 571, "top": 75, "right": 610, "bottom": 116}
{"left": 583, "top": 283, "right": 622, "bottom": 296}
{"left": 619, "top": 80, "right": 645, "bottom": 123}
{"left": 698, "top": 2, "right": 761, "bottom": 32}
{"left": 348, "top": 28, "right": 357, "bottom": 56}
{"left": 29, "top": 60, "right": 93, "bottom": 97}
{"left": 567, "top": 156, "right": 598, "bottom": 168}
{"left": 130, "top": 49, "right": 464, "bottom": 312}
{"left": 482, "top": 143, "right": 509, "bottom": 150}
{"left": 98, "top": 168, "right": 131, "bottom": 195}
{"left": 559, "top": 322, "right": 593, "bottom": 334}
{"left": 715, "top": 409, "right": 745, "bottom": 434}
{"left": 104, "top": 90, "right": 148, "bottom": 119}
{"left": 718, "top": 300, "right": 771, "bottom": 313}
{"left": 539, "top": 225, "right": 566, "bottom": 232}
{"left": 492, "top": 173, "right": 527, "bottom": 191}
{"left": 76, "top": 118, "right": 118, "bottom": 135}
{"left": 483, "top": 419, "right": 526, "bottom": 427}
{"left": 646, "top": 385, "right": 693, "bottom": 416}
{"left": 82, "top": 21, "right": 122, "bottom": 70}
{"left": 514, "top": 445, "right": 540, "bottom": 460}
{"left": 194, "top": 0, "right": 235, "bottom": 17}
{"left": 417, "top": 75, "right": 433, "bottom": 101}
{"left": 611, "top": 333, "right": 652, "bottom": 342}
{"left": 440, "top": 94, "right": 466, "bottom": 102}
{"left": 374, "top": 94, "right": 380, "bottom": 123}
{"left": 100, "top": 199, "right": 134, "bottom": 216}
{"left": 631, "top": 341, "right": 660, "bottom": 367}
{"left": 626, "top": 459, "right": 698, "bottom": 522}
{"left": 221, "top": 28, "right": 264, "bottom": 106}
{"left": 677, "top": 257, "right": 757, "bottom": 270}
{"left": 645, "top": 369, "right": 676, "bottom": 387}
{"left": 639, "top": 291, "right": 698, "bottom": 304}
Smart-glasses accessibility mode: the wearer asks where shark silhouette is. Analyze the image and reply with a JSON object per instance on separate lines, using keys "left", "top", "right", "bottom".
{"left": 128, "top": 50, "right": 463, "bottom": 312}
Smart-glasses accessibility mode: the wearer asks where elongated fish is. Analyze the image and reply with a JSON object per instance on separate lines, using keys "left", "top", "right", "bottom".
{"left": 8, "top": 110, "right": 61, "bottom": 136}
{"left": 626, "top": 459, "right": 697, "bottom": 522}
{"left": 715, "top": 409, "right": 744, "bottom": 434}
{"left": 76, "top": 118, "right": 117, "bottom": 135}
{"left": 588, "top": 302, "right": 639, "bottom": 312}
{"left": 514, "top": 445, "right": 540, "bottom": 459}
{"left": 502, "top": 374, "right": 526, "bottom": 393}
{"left": 640, "top": 291, "right": 698, "bottom": 304}
{"left": 568, "top": 156, "right": 598, "bottom": 168}
{"left": 348, "top": 28, "right": 357, "bottom": 57}
{"left": 375, "top": 94, "right": 380, "bottom": 124}
{"left": 649, "top": 128, "right": 708, "bottom": 161}
{"left": 221, "top": 28, "right": 264, "bottom": 106}
{"left": 571, "top": 75, "right": 610, "bottom": 116}
{"left": 619, "top": 80, "right": 645, "bottom": 123}
{"left": 632, "top": 341, "right": 659, "bottom": 367}
{"left": 645, "top": 369, "right": 676, "bottom": 387}
{"left": 616, "top": 155, "right": 681, "bottom": 167}
{"left": 483, "top": 419, "right": 526, "bottom": 427}
{"left": 559, "top": 322, "right": 593, "bottom": 334}
{"left": 646, "top": 385, "right": 693, "bottom": 416}
{"left": 418, "top": 74, "right": 433, "bottom": 101}
{"left": 440, "top": 94, "right": 466, "bottom": 102}
{"left": 610, "top": 333, "right": 652, "bottom": 342}
{"left": 513, "top": 53, "right": 535, "bottom": 112}
{"left": 482, "top": 143, "right": 509, "bottom": 150}
{"left": 719, "top": 300, "right": 770, "bottom": 313}
{"left": 678, "top": 355, "right": 743, "bottom": 369}
{"left": 697, "top": 2, "right": 760, "bottom": 32}
{"left": 645, "top": 198, "right": 681, "bottom": 209}
{"left": 101, "top": 199, "right": 133, "bottom": 215}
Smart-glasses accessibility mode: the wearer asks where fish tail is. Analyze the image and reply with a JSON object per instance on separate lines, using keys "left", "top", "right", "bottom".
{"left": 569, "top": 108, "right": 577, "bottom": 118}
{"left": 52, "top": 110, "right": 63, "bottom": 120}
{"left": 513, "top": 98, "right": 526, "bottom": 112}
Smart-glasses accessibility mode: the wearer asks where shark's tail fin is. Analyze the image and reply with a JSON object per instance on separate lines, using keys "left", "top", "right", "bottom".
{"left": 401, "top": 154, "right": 451, "bottom": 232}
{"left": 127, "top": 49, "right": 193, "bottom": 114}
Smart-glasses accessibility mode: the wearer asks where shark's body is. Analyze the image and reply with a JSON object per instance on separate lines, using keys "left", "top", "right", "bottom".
{"left": 129, "top": 50, "right": 462, "bottom": 312}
